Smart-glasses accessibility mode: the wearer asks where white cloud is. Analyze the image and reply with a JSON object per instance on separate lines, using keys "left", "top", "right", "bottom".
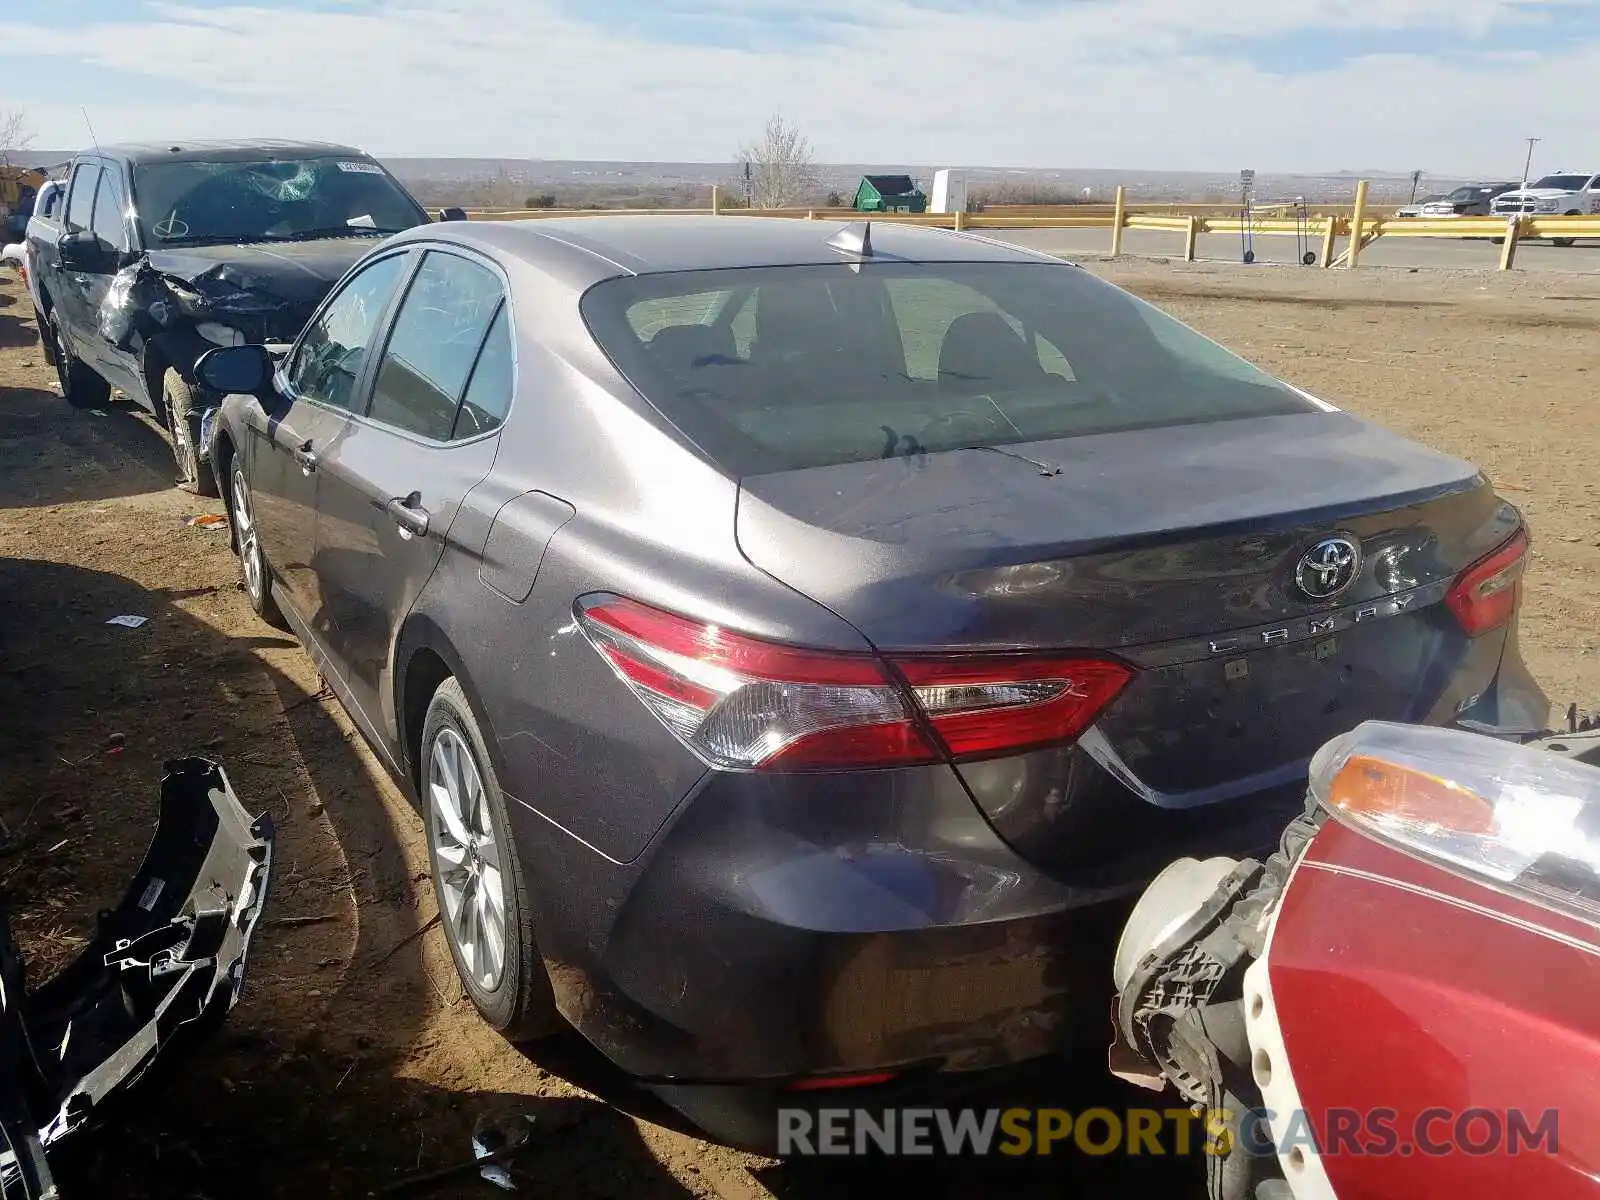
{"left": 2, "top": 0, "right": 1598, "bottom": 172}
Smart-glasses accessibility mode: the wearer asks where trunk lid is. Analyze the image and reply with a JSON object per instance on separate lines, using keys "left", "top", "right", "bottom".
{"left": 735, "top": 410, "right": 1520, "bottom": 807}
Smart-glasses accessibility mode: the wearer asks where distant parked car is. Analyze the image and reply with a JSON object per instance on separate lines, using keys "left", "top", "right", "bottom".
{"left": 1419, "top": 182, "right": 1521, "bottom": 217}
{"left": 1395, "top": 193, "right": 1448, "bottom": 218}
{"left": 200, "top": 215, "right": 1543, "bottom": 1151}
{"left": 1492, "top": 171, "right": 1600, "bottom": 246}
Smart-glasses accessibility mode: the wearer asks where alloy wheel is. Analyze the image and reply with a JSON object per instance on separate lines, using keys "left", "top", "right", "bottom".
{"left": 428, "top": 727, "right": 507, "bottom": 991}
{"left": 232, "top": 468, "right": 265, "bottom": 603}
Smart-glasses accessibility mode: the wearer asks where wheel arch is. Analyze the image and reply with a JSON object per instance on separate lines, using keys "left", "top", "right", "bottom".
{"left": 212, "top": 428, "right": 241, "bottom": 555}
{"left": 395, "top": 615, "right": 508, "bottom": 797}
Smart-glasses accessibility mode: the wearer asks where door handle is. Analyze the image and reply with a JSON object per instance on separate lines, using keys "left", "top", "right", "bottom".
{"left": 386, "top": 491, "right": 431, "bottom": 539}
{"left": 292, "top": 439, "right": 318, "bottom": 475}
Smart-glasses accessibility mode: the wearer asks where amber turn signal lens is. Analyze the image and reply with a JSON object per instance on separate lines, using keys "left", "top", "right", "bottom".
{"left": 1326, "top": 753, "right": 1496, "bottom": 836}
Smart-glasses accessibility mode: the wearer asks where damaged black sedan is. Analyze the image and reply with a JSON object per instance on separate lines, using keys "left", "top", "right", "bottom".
{"left": 28, "top": 140, "right": 435, "bottom": 495}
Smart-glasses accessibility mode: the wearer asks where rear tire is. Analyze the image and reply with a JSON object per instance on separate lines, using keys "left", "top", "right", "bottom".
{"left": 47, "top": 308, "right": 109, "bottom": 409}
{"left": 163, "top": 369, "right": 218, "bottom": 496}
{"left": 422, "top": 677, "right": 562, "bottom": 1041}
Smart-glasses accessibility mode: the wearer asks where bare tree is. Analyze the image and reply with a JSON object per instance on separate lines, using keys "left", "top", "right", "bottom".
{"left": 735, "top": 113, "right": 820, "bottom": 209}
{"left": 0, "top": 110, "right": 35, "bottom": 168}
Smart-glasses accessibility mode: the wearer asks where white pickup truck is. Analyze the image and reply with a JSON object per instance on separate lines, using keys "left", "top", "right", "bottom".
{"left": 1491, "top": 171, "right": 1600, "bottom": 246}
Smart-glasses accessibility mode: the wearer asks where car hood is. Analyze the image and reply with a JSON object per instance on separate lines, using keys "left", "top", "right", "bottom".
{"left": 146, "top": 236, "right": 380, "bottom": 308}
{"left": 1497, "top": 188, "right": 1579, "bottom": 201}
{"left": 0, "top": 758, "right": 272, "bottom": 1196}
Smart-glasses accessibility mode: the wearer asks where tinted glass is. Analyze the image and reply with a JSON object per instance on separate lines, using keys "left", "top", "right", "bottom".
{"left": 66, "top": 164, "right": 99, "bottom": 232}
{"left": 582, "top": 262, "right": 1316, "bottom": 475}
{"left": 91, "top": 170, "right": 128, "bottom": 251}
{"left": 367, "top": 251, "right": 504, "bottom": 440}
{"left": 132, "top": 156, "right": 424, "bottom": 246}
{"left": 455, "top": 305, "right": 513, "bottom": 438}
{"left": 1531, "top": 175, "right": 1589, "bottom": 190}
{"left": 288, "top": 254, "right": 408, "bottom": 410}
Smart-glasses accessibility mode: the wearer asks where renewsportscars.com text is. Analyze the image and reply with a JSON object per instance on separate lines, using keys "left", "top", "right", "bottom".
{"left": 776, "top": 1106, "right": 1560, "bottom": 1158}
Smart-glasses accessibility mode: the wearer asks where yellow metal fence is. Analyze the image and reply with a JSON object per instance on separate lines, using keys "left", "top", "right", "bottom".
{"left": 457, "top": 184, "right": 1600, "bottom": 271}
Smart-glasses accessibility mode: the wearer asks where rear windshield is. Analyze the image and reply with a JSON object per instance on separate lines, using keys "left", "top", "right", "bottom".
{"left": 131, "top": 155, "right": 425, "bottom": 246}
{"left": 581, "top": 261, "right": 1317, "bottom": 475}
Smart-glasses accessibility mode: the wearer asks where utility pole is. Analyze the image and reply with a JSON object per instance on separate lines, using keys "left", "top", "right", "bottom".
{"left": 1409, "top": 170, "right": 1423, "bottom": 203}
{"left": 1522, "top": 137, "right": 1541, "bottom": 187}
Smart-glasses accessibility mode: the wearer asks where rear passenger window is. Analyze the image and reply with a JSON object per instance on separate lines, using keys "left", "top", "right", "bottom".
{"left": 366, "top": 251, "right": 504, "bottom": 441}
{"left": 66, "top": 164, "right": 99, "bottom": 233}
{"left": 454, "top": 304, "right": 513, "bottom": 438}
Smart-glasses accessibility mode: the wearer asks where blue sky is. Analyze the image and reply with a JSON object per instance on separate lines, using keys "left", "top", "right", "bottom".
{"left": 2, "top": 0, "right": 1598, "bottom": 172}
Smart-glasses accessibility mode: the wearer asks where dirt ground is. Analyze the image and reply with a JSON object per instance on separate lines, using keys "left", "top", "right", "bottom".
{"left": 0, "top": 257, "right": 1594, "bottom": 1198}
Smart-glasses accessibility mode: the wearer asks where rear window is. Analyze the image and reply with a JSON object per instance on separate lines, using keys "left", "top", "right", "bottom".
{"left": 581, "top": 262, "right": 1316, "bottom": 475}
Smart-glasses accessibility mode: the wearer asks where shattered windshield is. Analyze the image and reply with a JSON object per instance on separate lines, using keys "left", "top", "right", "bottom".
{"left": 131, "top": 156, "right": 426, "bottom": 246}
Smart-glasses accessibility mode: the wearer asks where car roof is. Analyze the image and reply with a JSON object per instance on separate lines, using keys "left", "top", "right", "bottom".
{"left": 398, "top": 215, "right": 1062, "bottom": 286}
{"left": 90, "top": 139, "right": 371, "bottom": 166}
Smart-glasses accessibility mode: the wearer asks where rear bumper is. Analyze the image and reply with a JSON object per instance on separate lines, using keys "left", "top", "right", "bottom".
{"left": 507, "top": 630, "right": 1541, "bottom": 1148}
{"left": 509, "top": 759, "right": 1286, "bottom": 1148}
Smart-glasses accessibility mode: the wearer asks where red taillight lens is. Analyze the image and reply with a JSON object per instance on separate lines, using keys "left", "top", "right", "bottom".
{"left": 784, "top": 1071, "right": 900, "bottom": 1092}
{"left": 896, "top": 655, "right": 1134, "bottom": 760}
{"left": 577, "top": 596, "right": 1133, "bottom": 771}
{"left": 1445, "top": 528, "right": 1528, "bottom": 636}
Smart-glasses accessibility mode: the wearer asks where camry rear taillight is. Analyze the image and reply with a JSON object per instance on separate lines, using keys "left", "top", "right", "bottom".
{"left": 1445, "top": 527, "right": 1528, "bottom": 636}
{"left": 576, "top": 596, "right": 1133, "bottom": 771}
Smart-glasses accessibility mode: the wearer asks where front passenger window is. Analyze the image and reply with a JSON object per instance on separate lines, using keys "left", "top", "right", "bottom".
{"left": 366, "top": 250, "right": 504, "bottom": 440}
{"left": 287, "top": 254, "right": 408, "bottom": 410}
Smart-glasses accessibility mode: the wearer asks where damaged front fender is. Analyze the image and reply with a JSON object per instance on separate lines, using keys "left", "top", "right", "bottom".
{"left": 0, "top": 759, "right": 273, "bottom": 1197}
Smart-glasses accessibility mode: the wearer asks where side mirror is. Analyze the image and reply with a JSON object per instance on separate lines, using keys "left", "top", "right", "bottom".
{"left": 195, "top": 345, "right": 272, "bottom": 395}
{"left": 57, "top": 229, "right": 109, "bottom": 273}
{"left": 436, "top": 207, "right": 468, "bottom": 223}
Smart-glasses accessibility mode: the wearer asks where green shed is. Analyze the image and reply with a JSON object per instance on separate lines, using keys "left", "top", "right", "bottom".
{"left": 853, "top": 174, "right": 927, "bottom": 214}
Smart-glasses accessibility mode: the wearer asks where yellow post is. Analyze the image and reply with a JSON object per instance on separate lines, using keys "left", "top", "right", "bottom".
{"left": 711, "top": 185, "right": 720, "bottom": 216}
{"left": 1320, "top": 215, "right": 1338, "bottom": 268}
{"left": 1499, "top": 216, "right": 1522, "bottom": 271}
{"left": 1110, "top": 186, "right": 1127, "bottom": 256}
{"left": 954, "top": 209, "right": 966, "bottom": 233}
{"left": 1183, "top": 215, "right": 1198, "bottom": 261}
{"left": 1345, "top": 180, "right": 1370, "bottom": 269}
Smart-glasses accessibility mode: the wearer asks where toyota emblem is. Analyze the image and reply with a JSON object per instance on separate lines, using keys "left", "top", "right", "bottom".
{"left": 1296, "top": 536, "right": 1361, "bottom": 601}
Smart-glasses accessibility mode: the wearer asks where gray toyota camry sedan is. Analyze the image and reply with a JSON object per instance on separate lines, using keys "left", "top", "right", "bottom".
{"left": 198, "top": 215, "right": 1545, "bottom": 1148}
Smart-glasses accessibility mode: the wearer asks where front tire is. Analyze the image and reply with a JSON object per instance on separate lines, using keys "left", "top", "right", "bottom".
{"left": 47, "top": 309, "right": 109, "bottom": 409}
{"left": 163, "top": 369, "right": 218, "bottom": 496}
{"left": 422, "top": 677, "right": 561, "bottom": 1040}
{"left": 1553, "top": 213, "right": 1581, "bottom": 248}
{"left": 228, "top": 463, "right": 286, "bottom": 629}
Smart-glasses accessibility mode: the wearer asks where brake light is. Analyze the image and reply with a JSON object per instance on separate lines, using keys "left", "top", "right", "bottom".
{"left": 785, "top": 1071, "right": 900, "bottom": 1092}
{"left": 577, "top": 596, "right": 1133, "bottom": 771}
{"left": 1445, "top": 528, "right": 1528, "bottom": 636}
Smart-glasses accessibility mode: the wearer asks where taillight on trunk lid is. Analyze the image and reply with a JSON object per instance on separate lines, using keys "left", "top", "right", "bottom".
{"left": 577, "top": 596, "right": 1133, "bottom": 771}
{"left": 1445, "top": 527, "right": 1528, "bottom": 636}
